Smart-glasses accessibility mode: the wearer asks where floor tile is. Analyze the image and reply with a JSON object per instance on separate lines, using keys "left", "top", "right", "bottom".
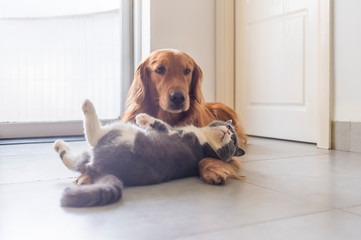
{"left": 176, "top": 210, "right": 361, "bottom": 240}
{"left": 242, "top": 137, "right": 329, "bottom": 162}
{"left": 343, "top": 205, "right": 361, "bottom": 216}
{"left": 241, "top": 151, "right": 361, "bottom": 208}
{"left": 350, "top": 122, "right": 361, "bottom": 153}
{"left": 0, "top": 140, "right": 88, "bottom": 157}
{"left": 0, "top": 177, "right": 328, "bottom": 240}
{"left": 0, "top": 141, "right": 87, "bottom": 184}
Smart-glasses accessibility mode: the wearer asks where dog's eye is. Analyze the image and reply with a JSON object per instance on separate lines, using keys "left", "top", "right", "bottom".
{"left": 155, "top": 66, "right": 165, "bottom": 74}
{"left": 183, "top": 68, "right": 191, "bottom": 75}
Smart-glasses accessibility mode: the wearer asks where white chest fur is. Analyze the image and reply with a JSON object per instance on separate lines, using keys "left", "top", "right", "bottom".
{"left": 104, "top": 122, "right": 143, "bottom": 148}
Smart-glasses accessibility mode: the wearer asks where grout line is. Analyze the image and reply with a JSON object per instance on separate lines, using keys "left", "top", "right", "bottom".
{"left": 340, "top": 203, "right": 361, "bottom": 209}
{"left": 0, "top": 177, "right": 76, "bottom": 186}
{"left": 247, "top": 136, "right": 317, "bottom": 145}
{"left": 239, "top": 180, "right": 333, "bottom": 210}
{"left": 340, "top": 208, "right": 361, "bottom": 218}
{"left": 241, "top": 178, "right": 361, "bottom": 219}
{"left": 172, "top": 209, "right": 333, "bottom": 240}
{"left": 242, "top": 152, "right": 331, "bottom": 163}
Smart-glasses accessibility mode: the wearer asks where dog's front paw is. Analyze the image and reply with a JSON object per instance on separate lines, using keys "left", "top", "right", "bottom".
{"left": 199, "top": 158, "right": 244, "bottom": 185}
{"left": 200, "top": 167, "right": 230, "bottom": 185}
{"left": 82, "top": 99, "right": 96, "bottom": 115}
{"left": 135, "top": 113, "right": 155, "bottom": 128}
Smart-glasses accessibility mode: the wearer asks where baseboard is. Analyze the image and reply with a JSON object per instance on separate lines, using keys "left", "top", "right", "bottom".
{"left": 332, "top": 121, "right": 361, "bottom": 153}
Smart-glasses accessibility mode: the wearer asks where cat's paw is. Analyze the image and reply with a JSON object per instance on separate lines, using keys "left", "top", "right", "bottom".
{"left": 53, "top": 139, "right": 70, "bottom": 159}
{"left": 82, "top": 99, "right": 95, "bottom": 115}
{"left": 135, "top": 113, "right": 155, "bottom": 128}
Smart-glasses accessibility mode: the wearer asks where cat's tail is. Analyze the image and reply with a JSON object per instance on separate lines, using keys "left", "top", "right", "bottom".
{"left": 61, "top": 174, "right": 123, "bottom": 208}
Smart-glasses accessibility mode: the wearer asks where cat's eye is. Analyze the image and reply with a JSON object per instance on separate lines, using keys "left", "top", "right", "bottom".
{"left": 227, "top": 125, "right": 232, "bottom": 130}
{"left": 183, "top": 68, "right": 191, "bottom": 75}
{"left": 155, "top": 66, "right": 166, "bottom": 74}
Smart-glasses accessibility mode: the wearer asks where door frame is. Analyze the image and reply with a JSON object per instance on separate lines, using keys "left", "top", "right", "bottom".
{"left": 215, "top": 0, "right": 235, "bottom": 109}
{"left": 216, "top": 0, "right": 332, "bottom": 149}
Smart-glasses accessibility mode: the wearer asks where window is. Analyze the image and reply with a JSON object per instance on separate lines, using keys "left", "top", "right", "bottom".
{"left": 0, "top": 0, "right": 133, "bottom": 139}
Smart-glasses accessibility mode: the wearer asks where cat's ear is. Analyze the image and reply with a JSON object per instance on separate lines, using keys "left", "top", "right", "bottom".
{"left": 234, "top": 146, "right": 245, "bottom": 157}
{"left": 226, "top": 120, "right": 232, "bottom": 125}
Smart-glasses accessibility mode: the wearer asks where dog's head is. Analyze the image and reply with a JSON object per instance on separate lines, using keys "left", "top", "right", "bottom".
{"left": 127, "top": 49, "right": 205, "bottom": 113}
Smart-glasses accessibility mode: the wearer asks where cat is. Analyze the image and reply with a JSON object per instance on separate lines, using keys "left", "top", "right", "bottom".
{"left": 53, "top": 99, "right": 245, "bottom": 207}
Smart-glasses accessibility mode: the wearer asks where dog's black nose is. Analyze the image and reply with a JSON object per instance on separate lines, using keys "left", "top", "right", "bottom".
{"left": 169, "top": 91, "right": 186, "bottom": 106}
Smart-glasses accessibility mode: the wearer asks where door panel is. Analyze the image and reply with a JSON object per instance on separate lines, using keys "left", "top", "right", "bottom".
{"left": 236, "top": 0, "right": 318, "bottom": 142}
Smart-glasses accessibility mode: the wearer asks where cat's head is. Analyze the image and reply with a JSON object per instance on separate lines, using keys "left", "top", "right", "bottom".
{"left": 205, "top": 120, "right": 245, "bottom": 162}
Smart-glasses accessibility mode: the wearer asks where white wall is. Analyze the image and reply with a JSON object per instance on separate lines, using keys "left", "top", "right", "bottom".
{"left": 334, "top": 0, "right": 361, "bottom": 122}
{"left": 148, "top": 0, "right": 216, "bottom": 101}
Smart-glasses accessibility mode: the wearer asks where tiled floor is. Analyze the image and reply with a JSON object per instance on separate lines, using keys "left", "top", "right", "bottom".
{"left": 1, "top": 137, "right": 361, "bottom": 240}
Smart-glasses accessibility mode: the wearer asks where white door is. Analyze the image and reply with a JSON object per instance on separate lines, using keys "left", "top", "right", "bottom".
{"left": 235, "top": 0, "right": 318, "bottom": 143}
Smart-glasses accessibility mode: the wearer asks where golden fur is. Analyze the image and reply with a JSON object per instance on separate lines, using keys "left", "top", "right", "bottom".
{"left": 122, "top": 49, "right": 247, "bottom": 184}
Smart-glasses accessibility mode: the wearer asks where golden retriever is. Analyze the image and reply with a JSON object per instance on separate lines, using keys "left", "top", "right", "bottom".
{"left": 122, "top": 49, "right": 247, "bottom": 184}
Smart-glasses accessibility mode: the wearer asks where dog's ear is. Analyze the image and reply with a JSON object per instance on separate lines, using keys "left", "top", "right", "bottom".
{"left": 126, "top": 59, "right": 149, "bottom": 107}
{"left": 122, "top": 58, "right": 150, "bottom": 122}
{"left": 190, "top": 61, "right": 205, "bottom": 104}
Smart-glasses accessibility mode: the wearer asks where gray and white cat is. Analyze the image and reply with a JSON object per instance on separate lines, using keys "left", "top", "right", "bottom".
{"left": 53, "top": 99, "right": 245, "bottom": 207}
